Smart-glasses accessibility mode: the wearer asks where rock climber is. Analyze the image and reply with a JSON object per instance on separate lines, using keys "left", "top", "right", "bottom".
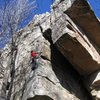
{"left": 6, "top": 82, "right": 10, "bottom": 90}
{"left": 31, "top": 51, "right": 39, "bottom": 70}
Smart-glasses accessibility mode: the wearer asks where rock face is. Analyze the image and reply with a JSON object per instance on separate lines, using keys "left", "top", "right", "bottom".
{"left": 0, "top": 0, "right": 100, "bottom": 100}
{"left": 0, "top": 13, "right": 90, "bottom": 100}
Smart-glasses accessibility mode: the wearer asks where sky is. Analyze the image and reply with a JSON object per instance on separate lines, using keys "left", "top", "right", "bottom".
{"left": 35, "top": 0, "right": 100, "bottom": 18}
{"left": 0, "top": 0, "right": 54, "bottom": 48}
{"left": 0, "top": 0, "right": 99, "bottom": 17}
{"left": 88, "top": 0, "right": 100, "bottom": 18}
{"left": 0, "top": 0, "right": 100, "bottom": 28}
{"left": 0, "top": 0, "right": 100, "bottom": 48}
{"left": 19, "top": 0, "right": 54, "bottom": 28}
{"left": 36, "top": 0, "right": 54, "bottom": 14}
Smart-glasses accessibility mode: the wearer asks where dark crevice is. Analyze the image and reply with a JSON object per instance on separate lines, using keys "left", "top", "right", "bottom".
{"left": 27, "top": 95, "right": 53, "bottom": 100}
{"left": 67, "top": 24, "right": 76, "bottom": 33}
{"left": 43, "top": 29, "right": 93, "bottom": 100}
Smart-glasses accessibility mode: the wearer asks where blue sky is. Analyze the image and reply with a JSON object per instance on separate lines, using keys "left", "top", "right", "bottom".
{"left": 36, "top": 0, "right": 54, "bottom": 14}
{"left": 20, "top": 0, "right": 54, "bottom": 28}
{"left": 0, "top": 0, "right": 100, "bottom": 48}
{"left": 88, "top": 0, "right": 100, "bottom": 18}
{"left": 0, "top": 0, "right": 99, "bottom": 17}
{"left": 0, "top": 0, "right": 54, "bottom": 48}
{"left": 0, "top": 0, "right": 99, "bottom": 27}
{"left": 35, "top": 0, "right": 100, "bottom": 18}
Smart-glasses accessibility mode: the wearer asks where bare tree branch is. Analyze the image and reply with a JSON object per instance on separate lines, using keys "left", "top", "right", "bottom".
{"left": 0, "top": 0, "right": 36, "bottom": 44}
{"left": 0, "top": 0, "right": 36, "bottom": 100}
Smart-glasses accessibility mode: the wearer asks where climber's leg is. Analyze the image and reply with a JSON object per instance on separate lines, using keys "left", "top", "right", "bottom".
{"left": 31, "top": 61, "right": 38, "bottom": 70}
{"left": 6, "top": 82, "right": 10, "bottom": 90}
{"left": 10, "top": 68, "right": 15, "bottom": 77}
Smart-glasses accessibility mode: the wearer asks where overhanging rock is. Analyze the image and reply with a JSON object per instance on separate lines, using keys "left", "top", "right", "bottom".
{"left": 65, "top": 0, "right": 100, "bottom": 48}
{"left": 51, "top": 12, "right": 100, "bottom": 75}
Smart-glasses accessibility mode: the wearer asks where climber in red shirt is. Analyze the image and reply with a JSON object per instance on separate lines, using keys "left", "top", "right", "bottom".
{"left": 31, "top": 51, "right": 39, "bottom": 70}
{"left": 31, "top": 51, "right": 38, "bottom": 57}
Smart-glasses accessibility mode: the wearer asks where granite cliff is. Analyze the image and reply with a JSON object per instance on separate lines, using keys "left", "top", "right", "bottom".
{"left": 0, "top": 0, "right": 100, "bottom": 100}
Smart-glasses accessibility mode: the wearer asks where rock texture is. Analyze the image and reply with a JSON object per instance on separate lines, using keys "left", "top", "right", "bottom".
{"left": 0, "top": 0, "right": 100, "bottom": 100}
{"left": 0, "top": 13, "right": 90, "bottom": 100}
{"left": 52, "top": 13, "right": 100, "bottom": 75}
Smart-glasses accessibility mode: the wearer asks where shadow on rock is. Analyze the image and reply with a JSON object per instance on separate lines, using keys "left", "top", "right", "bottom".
{"left": 27, "top": 95, "right": 53, "bottom": 100}
{"left": 43, "top": 29, "right": 92, "bottom": 100}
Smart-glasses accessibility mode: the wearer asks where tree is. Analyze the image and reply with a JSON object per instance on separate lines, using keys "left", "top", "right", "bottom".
{"left": 0, "top": 0, "right": 36, "bottom": 47}
{"left": 0, "top": 0, "right": 36, "bottom": 100}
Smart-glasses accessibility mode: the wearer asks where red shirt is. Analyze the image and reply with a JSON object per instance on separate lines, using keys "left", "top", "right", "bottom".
{"left": 31, "top": 52, "right": 38, "bottom": 57}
